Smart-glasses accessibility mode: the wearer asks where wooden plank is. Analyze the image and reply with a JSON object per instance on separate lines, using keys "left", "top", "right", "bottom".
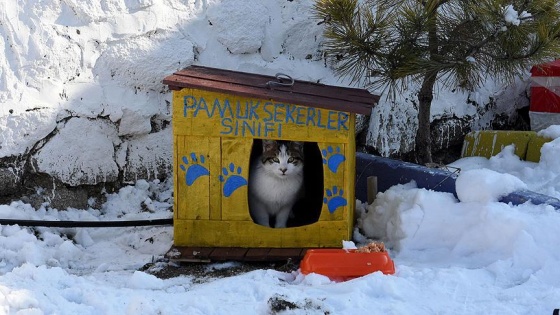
{"left": 174, "top": 65, "right": 372, "bottom": 95}
{"left": 318, "top": 142, "right": 347, "bottom": 222}
{"left": 280, "top": 223, "right": 323, "bottom": 247}
{"left": 345, "top": 114, "right": 357, "bottom": 238}
{"left": 166, "top": 246, "right": 214, "bottom": 262}
{"left": 164, "top": 74, "right": 374, "bottom": 115}
{"left": 173, "top": 135, "right": 179, "bottom": 222}
{"left": 209, "top": 247, "right": 249, "bottom": 261}
{"left": 165, "top": 73, "right": 374, "bottom": 115}
{"left": 172, "top": 89, "right": 352, "bottom": 143}
{"left": 220, "top": 138, "right": 252, "bottom": 221}
{"left": 175, "top": 136, "right": 210, "bottom": 220}
{"left": 244, "top": 248, "right": 272, "bottom": 261}
{"left": 170, "top": 65, "right": 378, "bottom": 104}
{"left": 167, "top": 246, "right": 312, "bottom": 262}
{"left": 208, "top": 138, "right": 222, "bottom": 221}
{"left": 267, "top": 248, "right": 306, "bottom": 261}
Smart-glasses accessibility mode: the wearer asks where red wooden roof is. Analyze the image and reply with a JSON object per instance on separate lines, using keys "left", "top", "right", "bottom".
{"left": 163, "top": 65, "right": 378, "bottom": 115}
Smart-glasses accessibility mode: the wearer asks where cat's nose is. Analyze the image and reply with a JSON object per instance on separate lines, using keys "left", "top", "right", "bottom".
{"left": 280, "top": 168, "right": 287, "bottom": 174}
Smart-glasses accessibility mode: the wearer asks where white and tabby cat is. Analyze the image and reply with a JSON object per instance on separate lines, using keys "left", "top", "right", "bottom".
{"left": 248, "top": 140, "right": 305, "bottom": 228}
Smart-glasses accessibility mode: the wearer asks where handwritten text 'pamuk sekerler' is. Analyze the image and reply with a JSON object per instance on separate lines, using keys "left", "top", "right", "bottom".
{"left": 183, "top": 95, "right": 349, "bottom": 138}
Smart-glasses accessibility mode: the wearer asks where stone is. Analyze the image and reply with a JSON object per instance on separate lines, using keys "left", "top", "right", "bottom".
{"left": 32, "top": 117, "right": 120, "bottom": 186}
{"left": 121, "top": 129, "right": 172, "bottom": 183}
{"left": 0, "top": 168, "right": 20, "bottom": 195}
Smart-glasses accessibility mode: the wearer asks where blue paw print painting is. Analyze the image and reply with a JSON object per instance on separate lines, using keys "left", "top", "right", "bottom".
{"left": 180, "top": 153, "right": 210, "bottom": 186}
{"left": 322, "top": 146, "right": 345, "bottom": 174}
{"left": 219, "top": 163, "right": 248, "bottom": 197}
{"left": 323, "top": 186, "right": 347, "bottom": 213}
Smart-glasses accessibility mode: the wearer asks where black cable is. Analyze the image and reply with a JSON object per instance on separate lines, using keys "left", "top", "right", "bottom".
{"left": 0, "top": 218, "right": 173, "bottom": 228}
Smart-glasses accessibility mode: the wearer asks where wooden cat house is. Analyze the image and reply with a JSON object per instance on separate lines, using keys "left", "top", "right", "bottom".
{"left": 163, "top": 66, "right": 378, "bottom": 261}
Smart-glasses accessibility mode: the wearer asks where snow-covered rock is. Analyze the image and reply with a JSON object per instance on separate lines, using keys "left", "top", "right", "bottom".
{"left": 121, "top": 129, "right": 172, "bottom": 183}
{"left": 32, "top": 117, "right": 120, "bottom": 186}
{"left": 207, "top": 0, "right": 268, "bottom": 54}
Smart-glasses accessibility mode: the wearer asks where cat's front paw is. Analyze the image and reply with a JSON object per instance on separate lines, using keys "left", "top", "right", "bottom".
{"left": 180, "top": 153, "right": 210, "bottom": 186}
{"left": 219, "top": 163, "right": 248, "bottom": 197}
{"left": 323, "top": 186, "right": 347, "bottom": 213}
{"left": 322, "top": 146, "right": 345, "bottom": 173}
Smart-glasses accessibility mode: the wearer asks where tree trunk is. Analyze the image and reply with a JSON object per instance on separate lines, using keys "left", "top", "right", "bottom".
{"left": 415, "top": 73, "right": 437, "bottom": 165}
{"left": 416, "top": 2, "right": 439, "bottom": 165}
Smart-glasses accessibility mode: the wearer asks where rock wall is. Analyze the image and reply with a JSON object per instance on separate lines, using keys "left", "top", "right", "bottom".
{"left": 0, "top": 0, "right": 532, "bottom": 209}
{"left": 0, "top": 0, "right": 337, "bottom": 209}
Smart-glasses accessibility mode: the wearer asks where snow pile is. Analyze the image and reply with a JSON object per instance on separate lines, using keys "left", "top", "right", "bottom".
{"left": 450, "top": 126, "right": 560, "bottom": 199}
{"left": 539, "top": 125, "right": 560, "bottom": 139}
{"left": 0, "top": 179, "right": 172, "bottom": 274}
{"left": 455, "top": 168, "right": 527, "bottom": 203}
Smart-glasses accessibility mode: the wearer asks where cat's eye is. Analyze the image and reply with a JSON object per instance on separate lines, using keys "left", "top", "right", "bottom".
{"left": 272, "top": 158, "right": 280, "bottom": 163}
{"left": 288, "top": 157, "right": 294, "bottom": 163}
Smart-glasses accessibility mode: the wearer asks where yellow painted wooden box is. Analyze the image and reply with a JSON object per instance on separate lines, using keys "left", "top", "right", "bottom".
{"left": 163, "top": 66, "right": 378, "bottom": 248}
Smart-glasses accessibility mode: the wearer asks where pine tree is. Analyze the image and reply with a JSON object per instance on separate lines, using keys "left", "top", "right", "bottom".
{"left": 313, "top": 0, "right": 560, "bottom": 164}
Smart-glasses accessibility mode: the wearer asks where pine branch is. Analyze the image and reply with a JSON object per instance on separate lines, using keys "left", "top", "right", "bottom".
{"left": 313, "top": 0, "right": 560, "bottom": 93}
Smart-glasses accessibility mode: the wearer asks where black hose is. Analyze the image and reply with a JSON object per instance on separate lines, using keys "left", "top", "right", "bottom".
{"left": 0, "top": 218, "right": 173, "bottom": 228}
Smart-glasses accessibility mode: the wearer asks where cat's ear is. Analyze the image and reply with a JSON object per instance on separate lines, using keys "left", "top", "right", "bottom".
{"left": 262, "top": 139, "right": 276, "bottom": 152}
{"left": 291, "top": 141, "right": 304, "bottom": 152}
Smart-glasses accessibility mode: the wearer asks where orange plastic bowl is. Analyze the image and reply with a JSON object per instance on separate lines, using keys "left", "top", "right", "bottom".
{"left": 300, "top": 249, "right": 396, "bottom": 280}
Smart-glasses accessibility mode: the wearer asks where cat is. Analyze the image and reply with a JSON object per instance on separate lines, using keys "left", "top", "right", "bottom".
{"left": 248, "top": 139, "right": 305, "bottom": 228}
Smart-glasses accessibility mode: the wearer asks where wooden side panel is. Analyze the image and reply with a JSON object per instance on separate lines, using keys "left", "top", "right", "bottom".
{"left": 172, "top": 89, "right": 352, "bottom": 143}
{"left": 220, "top": 138, "right": 252, "bottom": 221}
{"left": 173, "top": 135, "right": 179, "bottom": 221}
{"left": 318, "top": 142, "right": 347, "bottom": 222}
{"left": 345, "top": 114, "right": 356, "bottom": 237}
{"left": 172, "top": 86, "right": 357, "bottom": 249}
{"left": 175, "top": 136, "right": 212, "bottom": 220}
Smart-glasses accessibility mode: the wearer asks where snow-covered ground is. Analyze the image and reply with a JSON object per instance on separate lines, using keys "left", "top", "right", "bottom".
{"left": 0, "top": 126, "right": 558, "bottom": 314}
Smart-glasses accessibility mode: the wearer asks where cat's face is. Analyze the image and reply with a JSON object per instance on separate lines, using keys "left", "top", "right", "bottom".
{"left": 260, "top": 140, "right": 304, "bottom": 178}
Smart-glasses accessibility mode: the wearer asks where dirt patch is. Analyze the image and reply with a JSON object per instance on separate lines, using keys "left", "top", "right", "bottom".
{"left": 140, "top": 258, "right": 331, "bottom": 314}
{"left": 140, "top": 258, "right": 299, "bottom": 283}
{"left": 267, "top": 294, "right": 331, "bottom": 315}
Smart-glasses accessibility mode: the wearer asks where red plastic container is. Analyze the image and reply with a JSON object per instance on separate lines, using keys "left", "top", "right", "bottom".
{"left": 300, "top": 249, "right": 395, "bottom": 280}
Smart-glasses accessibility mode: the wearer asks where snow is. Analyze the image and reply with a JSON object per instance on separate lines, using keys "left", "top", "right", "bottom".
{"left": 33, "top": 117, "right": 121, "bottom": 186}
{"left": 503, "top": 4, "right": 532, "bottom": 26}
{"left": 539, "top": 125, "right": 560, "bottom": 139}
{"left": 2, "top": 0, "right": 560, "bottom": 314}
{"left": 0, "top": 134, "right": 559, "bottom": 314}
{"left": 455, "top": 168, "right": 527, "bottom": 203}
{"left": 449, "top": 134, "right": 560, "bottom": 199}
